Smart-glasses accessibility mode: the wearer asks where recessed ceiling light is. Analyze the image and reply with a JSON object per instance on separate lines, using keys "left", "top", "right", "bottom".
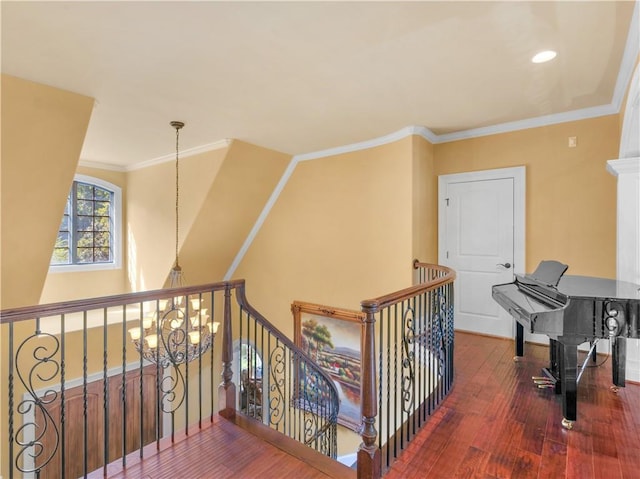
{"left": 531, "top": 50, "right": 557, "bottom": 63}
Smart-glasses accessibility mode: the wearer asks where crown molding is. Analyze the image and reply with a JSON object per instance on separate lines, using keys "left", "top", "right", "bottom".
{"left": 78, "top": 138, "right": 232, "bottom": 172}
{"left": 77, "top": 160, "right": 127, "bottom": 172}
{"left": 296, "top": 126, "right": 426, "bottom": 162}
{"left": 433, "top": 103, "right": 618, "bottom": 144}
{"left": 127, "top": 138, "right": 232, "bottom": 171}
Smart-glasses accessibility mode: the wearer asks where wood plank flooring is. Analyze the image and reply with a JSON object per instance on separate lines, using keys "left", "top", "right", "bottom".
{"left": 386, "top": 332, "right": 640, "bottom": 479}
{"left": 92, "top": 332, "right": 640, "bottom": 478}
{"left": 91, "top": 414, "right": 355, "bottom": 479}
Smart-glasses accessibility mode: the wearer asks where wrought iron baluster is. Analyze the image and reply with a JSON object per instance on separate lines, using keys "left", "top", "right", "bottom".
{"left": 121, "top": 307, "right": 127, "bottom": 465}
{"left": 155, "top": 299, "right": 162, "bottom": 450}
{"left": 103, "top": 307, "right": 110, "bottom": 476}
{"left": 14, "top": 318, "right": 61, "bottom": 476}
{"left": 210, "top": 291, "right": 215, "bottom": 423}
{"left": 8, "top": 322, "right": 14, "bottom": 479}
{"left": 83, "top": 310, "right": 88, "bottom": 477}
{"left": 138, "top": 302, "right": 145, "bottom": 459}
{"left": 60, "top": 315, "right": 66, "bottom": 478}
{"left": 184, "top": 296, "right": 190, "bottom": 433}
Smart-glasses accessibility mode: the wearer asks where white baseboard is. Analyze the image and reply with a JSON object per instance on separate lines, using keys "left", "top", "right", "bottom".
{"left": 626, "top": 354, "right": 640, "bottom": 383}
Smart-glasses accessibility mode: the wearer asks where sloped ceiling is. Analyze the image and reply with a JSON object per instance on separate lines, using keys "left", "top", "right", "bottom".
{"left": 1, "top": 1, "right": 637, "bottom": 168}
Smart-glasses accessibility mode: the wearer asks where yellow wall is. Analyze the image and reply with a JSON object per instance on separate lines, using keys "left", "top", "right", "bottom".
{"left": 126, "top": 140, "right": 290, "bottom": 291}
{"left": 126, "top": 146, "right": 228, "bottom": 291}
{"left": 434, "top": 115, "right": 620, "bottom": 277}
{"left": 1, "top": 75, "right": 94, "bottom": 309}
{"left": 412, "top": 135, "right": 438, "bottom": 265}
{"left": 179, "top": 140, "right": 292, "bottom": 285}
{"left": 234, "top": 137, "right": 416, "bottom": 339}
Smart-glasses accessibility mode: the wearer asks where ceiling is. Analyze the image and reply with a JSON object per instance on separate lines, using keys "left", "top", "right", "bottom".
{"left": 2, "top": 1, "right": 637, "bottom": 169}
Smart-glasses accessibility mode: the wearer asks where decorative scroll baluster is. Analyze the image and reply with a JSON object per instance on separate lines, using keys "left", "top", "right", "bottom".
{"left": 401, "top": 305, "right": 415, "bottom": 416}
{"left": 268, "top": 340, "right": 286, "bottom": 428}
{"left": 14, "top": 326, "right": 61, "bottom": 475}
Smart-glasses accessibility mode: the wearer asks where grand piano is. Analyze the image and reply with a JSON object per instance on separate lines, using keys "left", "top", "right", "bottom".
{"left": 492, "top": 260, "right": 640, "bottom": 429}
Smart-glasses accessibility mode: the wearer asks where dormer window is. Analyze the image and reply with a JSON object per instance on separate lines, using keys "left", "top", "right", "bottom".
{"left": 50, "top": 175, "right": 122, "bottom": 271}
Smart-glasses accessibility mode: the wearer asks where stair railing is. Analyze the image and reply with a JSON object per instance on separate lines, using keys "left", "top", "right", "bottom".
{"left": 0, "top": 279, "right": 338, "bottom": 479}
{"left": 357, "top": 261, "right": 456, "bottom": 478}
{"left": 229, "top": 282, "right": 339, "bottom": 457}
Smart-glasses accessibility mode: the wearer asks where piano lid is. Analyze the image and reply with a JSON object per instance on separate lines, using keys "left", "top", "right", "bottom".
{"left": 515, "top": 260, "right": 640, "bottom": 301}
{"left": 555, "top": 275, "right": 640, "bottom": 301}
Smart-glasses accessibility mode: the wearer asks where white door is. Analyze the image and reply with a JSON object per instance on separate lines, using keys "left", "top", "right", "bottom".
{"left": 439, "top": 167, "right": 526, "bottom": 339}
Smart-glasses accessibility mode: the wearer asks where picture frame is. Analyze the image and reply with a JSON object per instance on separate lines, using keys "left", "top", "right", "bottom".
{"left": 292, "top": 300, "right": 365, "bottom": 431}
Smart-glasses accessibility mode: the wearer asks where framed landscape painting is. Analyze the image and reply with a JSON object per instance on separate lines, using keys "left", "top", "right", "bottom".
{"left": 292, "top": 300, "right": 365, "bottom": 431}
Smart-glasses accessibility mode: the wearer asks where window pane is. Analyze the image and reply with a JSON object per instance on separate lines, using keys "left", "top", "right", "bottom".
{"left": 60, "top": 214, "right": 71, "bottom": 232}
{"left": 51, "top": 248, "right": 70, "bottom": 264}
{"left": 95, "top": 232, "right": 110, "bottom": 247}
{"left": 76, "top": 248, "right": 94, "bottom": 263}
{"left": 95, "top": 188, "right": 111, "bottom": 201}
{"left": 77, "top": 199, "right": 93, "bottom": 215}
{"left": 95, "top": 217, "right": 110, "bottom": 231}
{"left": 95, "top": 201, "right": 111, "bottom": 216}
{"left": 77, "top": 183, "right": 93, "bottom": 199}
{"left": 95, "top": 248, "right": 111, "bottom": 262}
{"left": 77, "top": 232, "right": 94, "bottom": 247}
{"left": 55, "top": 232, "right": 70, "bottom": 248}
{"left": 77, "top": 216, "right": 93, "bottom": 231}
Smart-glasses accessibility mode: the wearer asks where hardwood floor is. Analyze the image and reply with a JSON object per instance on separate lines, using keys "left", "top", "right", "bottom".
{"left": 92, "top": 332, "right": 639, "bottom": 478}
{"left": 386, "top": 331, "right": 640, "bottom": 479}
{"left": 90, "top": 414, "right": 355, "bottom": 479}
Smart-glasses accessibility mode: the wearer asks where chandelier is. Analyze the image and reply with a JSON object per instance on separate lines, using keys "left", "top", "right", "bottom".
{"left": 128, "top": 121, "right": 219, "bottom": 368}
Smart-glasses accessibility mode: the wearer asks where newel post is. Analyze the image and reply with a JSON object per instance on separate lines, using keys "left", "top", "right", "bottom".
{"left": 218, "top": 283, "right": 236, "bottom": 418}
{"left": 357, "top": 301, "right": 381, "bottom": 478}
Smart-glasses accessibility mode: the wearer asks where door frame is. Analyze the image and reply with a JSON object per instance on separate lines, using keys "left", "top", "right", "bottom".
{"left": 438, "top": 166, "right": 526, "bottom": 284}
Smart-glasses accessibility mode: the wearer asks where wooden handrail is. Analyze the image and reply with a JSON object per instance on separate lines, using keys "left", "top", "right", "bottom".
{"left": 360, "top": 263, "right": 455, "bottom": 312}
{"left": 0, "top": 280, "right": 244, "bottom": 323}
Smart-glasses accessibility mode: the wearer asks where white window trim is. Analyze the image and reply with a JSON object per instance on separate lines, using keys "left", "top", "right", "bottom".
{"left": 48, "top": 174, "right": 122, "bottom": 273}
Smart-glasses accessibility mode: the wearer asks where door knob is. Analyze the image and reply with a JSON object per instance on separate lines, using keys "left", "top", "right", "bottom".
{"left": 497, "top": 262, "right": 512, "bottom": 269}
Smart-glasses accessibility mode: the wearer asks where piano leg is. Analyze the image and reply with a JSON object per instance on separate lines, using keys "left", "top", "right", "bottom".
{"left": 612, "top": 337, "right": 626, "bottom": 390}
{"left": 558, "top": 340, "right": 579, "bottom": 429}
{"left": 549, "top": 338, "right": 558, "bottom": 378}
{"left": 514, "top": 321, "right": 524, "bottom": 361}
